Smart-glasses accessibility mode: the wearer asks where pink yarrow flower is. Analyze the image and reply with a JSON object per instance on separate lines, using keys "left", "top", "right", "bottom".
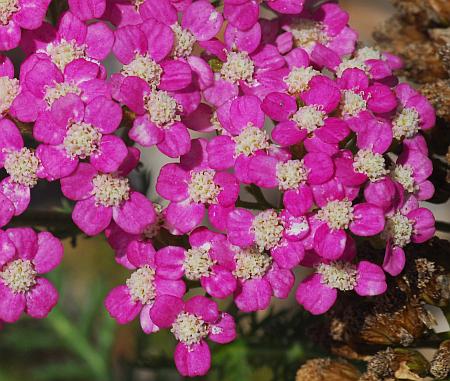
{"left": 150, "top": 294, "right": 236, "bottom": 377}
{"left": 105, "top": 242, "right": 185, "bottom": 334}
{"left": 0, "top": 228, "right": 63, "bottom": 322}
{"left": 0, "top": 56, "right": 20, "bottom": 120}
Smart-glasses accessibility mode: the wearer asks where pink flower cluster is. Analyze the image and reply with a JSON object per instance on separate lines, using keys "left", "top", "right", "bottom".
{"left": 0, "top": 0, "right": 437, "bottom": 377}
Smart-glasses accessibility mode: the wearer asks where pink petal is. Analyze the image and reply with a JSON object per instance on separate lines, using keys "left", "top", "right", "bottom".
{"left": 165, "top": 201, "right": 205, "bottom": 235}
{"left": 304, "top": 152, "right": 334, "bottom": 185}
{"left": 149, "top": 294, "right": 184, "bottom": 328}
{"left": 209, "top": 313, "right": 236, "bottom": 344}
{"left": 36, "top": 144, "right": 78, "bottom": 180}
{"left": 230, "top": 95, "right": 265, "bottom": 133}
{"left": 68, "top": 0, "right": 106, "bottom": 20}
{"left": 0, "top": 192, "right": 15, "bottom": 227}
{"left": 174, "top": 341, "right": 211, "bottom": 377}
{"left": 157, "top": 122, "right": 192, "bottom": 158}
{"left": 224, "top": 22, "right": 261, "bottom": 54}
{"left": 60, "top": 163, "right": 96, "bottom": 200}
{"left": 129, "top": 115, "right": 164, "bottom": 147}
{"left": 185, "top": 295, "right": 218, "bottom": 323}
{"left": 156, "top": 164, "right": 189, "bottom": 202}
{"left": 113, "top": 192, "right": 156, "bottom": 235}
{"left": 73, "top": 197, "right": 112, "bottom": 235}
{"left": 6, "top": 227, "right": 38, "bottom": 260}
{"left": 155, "top": 246, "right": 185, "bottom": 280}
{"left": 201, "top": 266, "right": 237, "bottom": 299}
{"left": 0, "top": 230, "right": 15, "bottom": 267}
{"left": 0, "top": 119, "right": 23, "bottom": 165}
{"left": 159, "top": 60, "right": 192, "bottom": 91}
{"left": 140, "top": 19, "right": 174, "bottom": 62}
{"left": 155, "top": 278, "right": 186, "bottom": 298}
{"left": 126, "top": 241, "right": 155, "bottom": 268}
{"left": 408, "top": 208, "right": 435, "bottom": 243}
{"left": 91, "top": 135, "right": 128, "bottom": 173}
{"left": 140, "top": 0, "right": 177, "bottom": 25}
{"left": 113, "top": 25, "right": 147, "bottom": 64}
{"left": 0, "top": 281, "right": 25, "bottom": 323}
{"left": 215, "top": 172, "right": 240, "bottom": 207}
{"left": 207, "top": 136, "right": 235, "bottom": 171}
{"left": 223, "top": 1, "right": 259, "bottom": 31}
{"left": 295, "top": 273, "right": 337, "bottom": 315}
{"left": 383, "top": 244, "right": 405, "bottom": 276}
{"left": 235, "top": 278, "right": 272, "bottom": 312}
{"left": 355, "top": 261, "right": 387, "bottom": 296}
{"left": 271, "top": 121, "right": 306, "bottom": 147}
{"left": 313, "top": 223, "right": 347, "bottom": 260}
{"left": 226, "top": 208, "right": 254, "bottom": 247}
{"left": 266, "top": 265, "right": 295, "bottom": 298}
{"left": 84, "top": 96, "right": 122, "bottom": 134}
{"left": 271, "top": 240, "right": 304, "bottom": 269}
{"left": 249, "top": 154, "right": 278, "bottom": 188}
{"left": 262, "top": 92, "right": 296, "bottom": 121}
{"left": 25, "top": 278, "right": 58, "bottom": 319}
{"left": 105, "top": 285, "right": 141, "bottom": 324}
{"left": 140, "top": 304, "right": 159, "bottom": 334}
{"left": 33, "top": 232, "right": 63, "bottom": 274}
{"left": 182, "top": 0, "right": 223, "bottom": 41}
{"left": 349, "top": 203, "right": 385, "bottom": 237}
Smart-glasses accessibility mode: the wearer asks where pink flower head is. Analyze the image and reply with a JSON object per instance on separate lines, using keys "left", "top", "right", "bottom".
{"left": 21, "top": 12, "right": 113, "bottom": 74}
{"left": 227, "top": 208, "right": 305, "bottom": 269}
{"left": 296, "top": 259, "right": 387, "bottom": 315}
{"left": 150, "top": 294, "right": 236, "bottom": 377}
{"left": 156, "top": 227, "right": 237, "bottom": 298}
{"left": 156, "top": 163, "right": 239, "bottom": 234}
{"left": 0, "top": 0, "right": 51, "bottom": 51}
{"left": 60, "top": 153, "right": 156, "bottom": 236}
{"left": 336, "top": 46, "right": 403, "bottom": 82}
{"left": 392, "top": 83, "right": 436, "bottom": 141}
{"left": 202, "top": 30, "right": 287, "bottom": 105}
{"left": 12, "top": 54, "right": 110, "bottom": 123}
{"left": 279, "top": 3, "right": 358, "bottom": 69}
{"left": 105, "top": 204, "right": 165, "bottom": 268}
{"left": 0, "top": 228, "right": 63, "bottom": 322}
{"left": 105, "top": 242, "right": 186, "bottom": 334}
{"left": 382, "top": 196, "right": 435, "bottom": 276}
{"left": 0, "top": 119, "right": 43, "bottom": 224}
{"left": 264, "top": 76, "right": 348, "bottom": 154}
{"left": 224, "top": 0, "right": 304, "bottom": 32}
{"left": 34, "top": 94, "right": 127, "bottom": 180}
{"left": 0, "top": 56, "right": 20, "bottom": 119}
{"left": 248, "top": 152, "right": 335, "bottom": 216}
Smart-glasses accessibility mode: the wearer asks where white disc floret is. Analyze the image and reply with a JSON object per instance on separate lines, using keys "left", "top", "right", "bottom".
{"left": 46, "top": 39, "right": 86, "bottom": 71}
{"left": 126, "top": 265, "right": 156, "bottom": 304}
{"left": 92, "top": 174, "right": 130, "bottom": 207}
{"left": 317, "top": 261, "right": 358, "bottom": 291}
{"left": 317, "top": 199, "right": 354, "bottom": 230}
{"left": 291, "top": 105, "right": 326, "bottom": 133}
{"left": 341, "top": 90, "right": 367, "bottom": 117}
{"left": 44, "top": 82, "right": 81, "bottom": 107}
{"left": 0, "top": 0, "right": 19, "bottom": 25}
{"left": 233, "top": 247, "right": 272, "bottom": 280}
{"left": 4, "top": 147, "right": 40, "bottom": 187}
{"left": 0, "top": 259, "right": 37, "bottom": 294}
{"left": 251, "top": 210, "right": 284, "bottom": 251}
{"left": 64, "top": 122, "right": 102, "bottom": 159}
{"left": 122, "top": 53, "right": 162, "bottom": 87}
{"left": 145, "top": 90, "right": 182, "bottom": 128}
{"left": 233, "top": 125, "right": 269, "bottom": 157}
{"left": 220, "top": 51, "right": 255, "bottom": 84}
{"left": 284, "top": 66, "right": 320, "bottom": 94}
{"left": 0, "top": 76, "right": 19, "bottom": 114}
{"left": 290, "top": 20, "right": 329, "bottom": 50}
{"left": 171, "top": 23, "right": 196, "bottom": 58}
{"left": 383, "top": 212, "right": 414, "bottom": 247}
{"left": 391, "top": 164, "right": 417, "bottom": 193}
{"left": 393, "top": 107, "right": 421, "bottom": 140}
{"left": 188, "top": 169, "right": 221, "bottom": 204}
{"left": 276, "top": 159, "right": 309, "bottom": 191}
{"left": 353, "top": 149, "right": 389, "bottom": 182}
{"left": 171, "top": 312, "right": 209, "bottom": 346}
{"left": 183, "top": 243, "right": 216, "bottom": 280}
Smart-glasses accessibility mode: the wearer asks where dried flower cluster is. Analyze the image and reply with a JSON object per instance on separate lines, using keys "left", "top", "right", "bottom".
{"left": 0, "top": 0, "right": 441, "bottom": 377}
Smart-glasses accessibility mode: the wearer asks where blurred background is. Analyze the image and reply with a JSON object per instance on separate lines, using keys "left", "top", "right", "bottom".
{"left": 1, "top": 1, "right": 450, "bottom": 381}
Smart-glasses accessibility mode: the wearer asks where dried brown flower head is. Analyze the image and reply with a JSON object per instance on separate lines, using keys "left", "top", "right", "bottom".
{"left": 296, "top": 358, "right": 361, "bottom": 381}
{"left": 431, "top": 340, "right": 450, "bottom": 379}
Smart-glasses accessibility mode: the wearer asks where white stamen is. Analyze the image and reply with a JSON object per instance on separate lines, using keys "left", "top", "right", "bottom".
{"left": 0, "top": 76, "right": 19, "bottom": 114}
{"left": 336, "top": 58, "right": 367, "bottom": 78}
{"left": 92, "top": 174, "right": 130, "bottom": 207}
{"left": 291, "top": 105, "right": 326, "bottom": 133}
{"left": 353, "top": 149, "right": 388, "bottom": 182}
{"left": 188, "top": 169, "right": 221, "bottom": 204}
{"left": 126, "top": 265, "right": 156, "bottom": 304}
{"left": 46, "top": 39, "right": 86, "bottom": 71}
{"left": 233, "top": 246, "right": 272, "bottom": 280}
{"left": 44, "top": 82, "right": 81, "bottom": 107}
{"left": 0, "top": 0, "right": 19, "bottom": 25}
{"left": 220, "top": 51, "right": 255, "bottom": 84}
{"left": 171, "top": 312, "right": 209, "bottom": 346}
{"left": 233, "top": 125, "right": 269, "bottom": 157}
{"left": 251, "top": 210, "right": 283, "bottom": 251}
{"left": 183, "top": 243, "right": 216, "bottom": 280}
{"left": 144, "top": 90, "right": 182, "bottom": 127}
{"left": 122, "top": 53, "right": 162, "bottom": 87}
{"left": 393, "top": 108, "right": 421, "bottom": 140}
{"left": 356, "top": 47, "right": 383, "bottom": 62}
{"left": 391, "top": 164, "right": 417, "bottom": 193}
{"left": 383, "top": 212, "right": 414, "bottom": 247}
{"left": 4, "top": 147, "right": 40, "bottom": 187}
{"left": 276, "top": 159, "right": 309, "bottom": 190}
{"left": 341, "top": 90, "right": 367, "bottom": 117}
{"left": 63, "top": 122, "right": 102, "bottom": 159}
{"left": 317, "top": 261, "right": 357, "bottom": 291}
{"left": 171, "top": 23, "right": 196, "bottom": 58}
{"left": 290, "top": 20, "right": 329, "bottom": 50}
{"left": 317, "top": 199, "right": 354, "bottom": 230}
{"left": 0, "top": 259, "right": 36, "bottom": 294}
{"left": 283, "top": 66, "right": 320, "bottom": 94}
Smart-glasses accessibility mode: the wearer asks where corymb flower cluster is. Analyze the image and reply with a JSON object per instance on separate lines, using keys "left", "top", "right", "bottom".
{"left": 0, "top": 0, "right": 437, "bottom": 377}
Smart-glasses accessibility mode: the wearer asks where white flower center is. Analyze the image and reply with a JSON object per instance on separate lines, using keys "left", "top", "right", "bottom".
{"left": 44, "top": 81, "right": 81, "bottom": 108}
{"left": 92, "top": 174, "right": 130, "bottom": 207}
{"left": 220, "top": 51, "right": 255, "bottom": 84}
{"left": 122, "top": 53, "right": 162, "bottom": 87}
{"left": 144, "top": 90, "right": 182, "bottom": 128}
{"left": 183, "top": 243, "right": 216, "bottom": 280}
{"left": 393, "top": 107, "right": 421, "bottom": 140}
{"left": 276, "top": 159, "right": 309, "bottom": 190}
{"left": 171, "top": 23, "right": 196, "bottom": 58}
{"left": 317, "top": 261, "right": 357, "bottom": 291}
{"left": 0, "top": 0, "right": 19, "bottom": 25}
{"left": 336, "top": 58, "right": 367, "bottom": 78}
{"left": 141, "top": 204, "right": 164, "bottom": 239}
{"left": 0, "top": 76, "right": 19, "bottom": 114}
{"left": 291, "top": 20, "right": 329, "bottom": 50}
{"left": 4, "top": 147, "right": 40, "bottom": 187}
{"left": 63, "top": 122, "right": 102, "bottom": 159}
{"left": 233, "top": 125, "right": 269, "bottom": 157}
{"left": 353, "top": 149, "right": 388, "bottom": 182}
{"left": 317, "top": 199, "right": 354, "bottom": 230}
{"left": 251, "top": 210, "right": 284, "bottom": 251}
{"left": 383, "top": 212, "right": 414, "bottom": 247}
{"left": 126, "top": 265, "right": 156, "bottom": 304}
{"left": 341, "top": 90, "right": 367, "bottom": 117}
{"left": 391, "top": 164, "right": 417, "bottom": 193}
{"left": 46, "top": 39, "right": 86, "bottom": 71}
{"left": 0, "top": 259, "right": 36, "bottom": 294}
{"left": 188, "top": 169, "right": 221, "bottom": 204}
{"left": 283, "top": 66, "right": 320, "bottom": 94}
{"left": 233, "top": 246, "right": 272, "bottom": 280}
{"left": 356, "top": 47, "right": 383, "bottom": 62}
{"left": 171, "top": 312, "right": 209, "bottom": 346}
{"left": 291, "top": 105, "right": 326, "bottom": 133}
{"left": 284, "top": 215, "right": 309, "bottom": 236}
